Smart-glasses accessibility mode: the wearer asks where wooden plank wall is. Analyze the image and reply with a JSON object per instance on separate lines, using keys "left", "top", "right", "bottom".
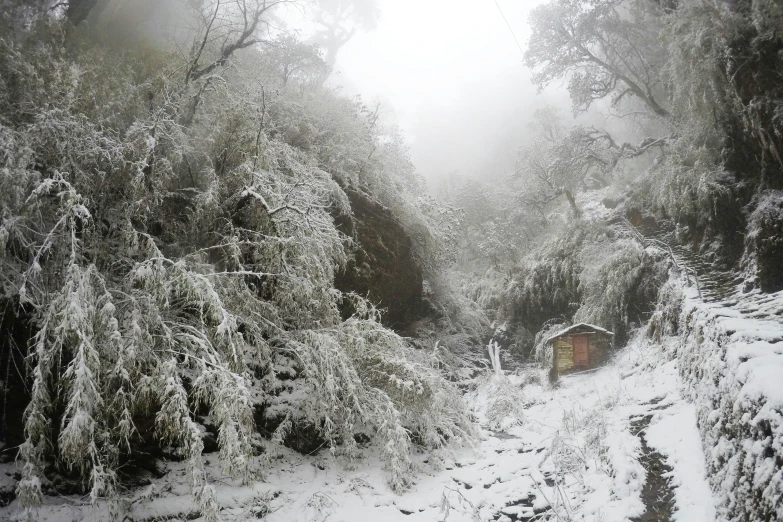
{"left": 555, "top": 338, "right": 573, "bottom": 373}
{"left": 552, "top": 333, "right": 613, "bottom": 375}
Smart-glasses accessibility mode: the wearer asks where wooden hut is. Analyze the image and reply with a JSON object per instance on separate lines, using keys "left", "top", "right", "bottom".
{"left": 546, "top": 323, "right": 614, "bottom": 377}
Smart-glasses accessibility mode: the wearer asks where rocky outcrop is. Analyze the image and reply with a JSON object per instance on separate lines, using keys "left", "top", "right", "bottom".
{"left": 334, "top": 188, "right": 433, "bottom": 334}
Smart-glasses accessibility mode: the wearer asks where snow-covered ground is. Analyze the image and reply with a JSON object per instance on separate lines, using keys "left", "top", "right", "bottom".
{"left": 629, "top": 207, "right": 783, "bottom": 521}
{"left": 0, "top": 332, "right": 719, "bottom": 522}
{"left": 670, "top": 282, "right": 783, "bottom": 522}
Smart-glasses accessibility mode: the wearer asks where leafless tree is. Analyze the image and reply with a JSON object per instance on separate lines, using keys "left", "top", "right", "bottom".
{"left": 185, "top": 0, "right": 293, "bottom": 84}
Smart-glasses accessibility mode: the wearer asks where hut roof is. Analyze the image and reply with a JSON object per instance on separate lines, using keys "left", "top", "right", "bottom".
{"left": 546, "top": 323, "right": 614, "bottom": 344}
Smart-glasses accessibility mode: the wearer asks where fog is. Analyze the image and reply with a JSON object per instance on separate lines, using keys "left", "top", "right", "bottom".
{"left": 329, "top": 0, "right": 570, "bottom": 183}
{"left": 75, "top": 0, "right": 570, "bottom": 183}
{"left": 58, "top": 0, "right": 631, "bottom": 187}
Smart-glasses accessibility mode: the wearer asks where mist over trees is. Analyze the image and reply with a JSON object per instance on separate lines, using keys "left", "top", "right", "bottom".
{"left": 442, "top": 0, "right": 782, "bottom": 359}
{"left": 311, "top": 0, "right": 380, "bottom": 66}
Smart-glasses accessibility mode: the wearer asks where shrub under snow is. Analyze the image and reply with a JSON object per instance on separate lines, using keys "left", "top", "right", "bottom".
{"left": 0, "top": 16, "right": 472, "bottom": 519}
{"left": 741, "top": 190, "right": 783, "bottom": 292}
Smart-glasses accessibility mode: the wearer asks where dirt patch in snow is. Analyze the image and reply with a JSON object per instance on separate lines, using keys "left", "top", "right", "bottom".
{"left": 630, "top": 413, "right": 675, "bottom": 522}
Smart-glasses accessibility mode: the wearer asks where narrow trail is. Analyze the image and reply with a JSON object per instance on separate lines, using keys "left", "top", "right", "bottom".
{"left": 618, "top": 215, "right": 783, "bottom": 522}
{"left": 629, "top": 410, "right": 675, "bottom": 522}
{"left": 608, "top": 217, "right": 748, "bottom": 522}
{"left": 624, "top": 219, "right": 707, "bottom": 522}
{"left": 624, "top": 217, "right": 783, "bottom": 318}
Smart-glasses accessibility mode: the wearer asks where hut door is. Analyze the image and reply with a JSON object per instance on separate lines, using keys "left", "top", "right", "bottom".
{"left": 573, "top": 335, "right": 589, "bottom": 367}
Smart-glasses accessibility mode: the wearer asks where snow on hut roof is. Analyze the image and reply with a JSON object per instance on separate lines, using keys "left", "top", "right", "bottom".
{"left": 546, "top": 323, "right": 614, "bottom": 344}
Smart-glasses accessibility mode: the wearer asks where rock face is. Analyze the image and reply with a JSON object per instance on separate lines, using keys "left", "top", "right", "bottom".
{"left": 334, "top": 188, "right": 433, "bottom": 334}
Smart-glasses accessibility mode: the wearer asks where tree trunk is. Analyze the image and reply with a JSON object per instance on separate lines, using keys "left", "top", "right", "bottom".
{"left": 564, "top": 189, "right": 581, "bottom": 218}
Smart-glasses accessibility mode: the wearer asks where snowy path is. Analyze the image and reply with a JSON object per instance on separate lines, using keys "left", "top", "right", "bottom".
{"left": 130, "top": 341, "right": 716, "bottom": 522}
{"left": 626, "top": 216, "right": 783, "bottom": 521}
{"left": 629, "top": 216, "right": 783, "bottom": 315}
{"left": 240, "top": 341, "right": 715, "bottom": 522}
{"left": 669, "top": 284, "right": 783, "bottom": 521}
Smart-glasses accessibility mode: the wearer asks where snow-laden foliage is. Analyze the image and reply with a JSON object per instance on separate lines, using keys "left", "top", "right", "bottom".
{"left": 514, "top": 108, "right": 665, "bottom": 220}
{"left": 663, "top": 0, "right": 783, "bottom": 167}
{"left": 522, "top": 0, "right": 780, "bottom": 263}
{"left": 549, "top": 404, "right": 610, "bottom": 486}
{"left": 473, "top": 371, "right": 526, "bottom": 433}
{"left": 278, "top": 306, "right": 473, "bottom": 492}
{"left": 575, "top": 239, "right": 667, "bottom": 344}
{"left": 526, "top": 0, "right": 670, "bottom": 117}
{"left": 532, "top": 320, "right": 569, "bottom": 367}
{"left": 741, "top": 190, "right": 783, "bottom": 292}
{"left": 501, "top": 222, "right": 595, "bottom": 353}
{"left": 503, "top": 0, "right": 780, "bottom": 353}
{"left": 637, "top": 0, "right": 783, "bottom": 258}
{"left": 0, "top": 14, "right": 472, "bottom": 519}
{"left": 449, "top": 177, "right": 533, "bottom": 269}
{"left": 646, "top": 279, "right": 685, "bottom": 343}
{"left": 449, "top": 267, "right": 508, "bottom": 332}
{"left": 637, "top": 139, "right": 735, "bottom": 233}
{"left": 483, "top": 376, "right": 526, "bottom": 433}
{"left": 500, "top": 221, "right": 667, "bottom": 356}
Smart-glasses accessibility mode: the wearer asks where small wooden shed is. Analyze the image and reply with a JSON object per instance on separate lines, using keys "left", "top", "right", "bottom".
{"left": 547, "top": 323, "right": 614, "bottom": 377}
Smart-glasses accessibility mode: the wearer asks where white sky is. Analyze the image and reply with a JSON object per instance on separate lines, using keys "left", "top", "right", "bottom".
{"left": 329, "top": 0, "right": 568, "bottom": 181}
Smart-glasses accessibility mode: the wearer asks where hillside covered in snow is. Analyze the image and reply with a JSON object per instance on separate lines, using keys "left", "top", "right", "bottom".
{"left": 0, "top": 1, "right": 782, "bottom": 521}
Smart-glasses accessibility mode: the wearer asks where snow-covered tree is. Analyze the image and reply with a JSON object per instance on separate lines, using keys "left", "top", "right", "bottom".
{"left": 526, "top": 0, "right": 670, "bottom": 117}
{"left": 516, "top": 107, "right": 669, "bottom": 219}
{"left": 574, "top": 239, "right": 667, "bottom": 343}
{"left": 0, "top": 6, "right": 474, "bottom": 519}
